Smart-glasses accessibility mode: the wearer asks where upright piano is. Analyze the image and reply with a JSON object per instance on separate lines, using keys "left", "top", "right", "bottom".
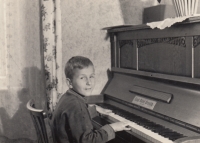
{"left": 91, "top": 17, "right": 200, "bottom": 143}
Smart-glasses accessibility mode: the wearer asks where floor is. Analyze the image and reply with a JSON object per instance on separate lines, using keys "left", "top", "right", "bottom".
{"left": 0, "top": 134, "right": 55, "bottom": 143}
{"left": 0, "top": 135, "right": 35, "bottom": 143}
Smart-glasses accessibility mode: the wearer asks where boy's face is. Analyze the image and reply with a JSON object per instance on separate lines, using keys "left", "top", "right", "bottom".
{"left": 70, "top": 65, "right": 95, "bottom": 96}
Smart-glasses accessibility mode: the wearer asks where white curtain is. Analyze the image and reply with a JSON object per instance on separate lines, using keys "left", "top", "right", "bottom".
{"left": 0, "top": 0, "right": 46, "bottom": 139}
{"left": 41, "top": 0, "right": 63, "bottom": 111}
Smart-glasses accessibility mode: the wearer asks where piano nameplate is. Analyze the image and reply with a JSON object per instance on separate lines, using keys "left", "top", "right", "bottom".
{"left": 130, "top": 85, "right": 173, "bottom": 103}
{"left": 132, "top": 96, "right": 156, "bottom": 110}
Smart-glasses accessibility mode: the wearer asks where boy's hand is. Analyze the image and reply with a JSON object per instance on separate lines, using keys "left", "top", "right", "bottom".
{"left": 95, "top": 106, "right": 112, "bottom": 115}
{"left": 109, "top": 121, "right": 131, "bottom": 132}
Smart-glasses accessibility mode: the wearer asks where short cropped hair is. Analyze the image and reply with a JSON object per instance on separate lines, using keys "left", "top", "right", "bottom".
{"left": 64, "top": 56, "right": 94, "bottom": 79}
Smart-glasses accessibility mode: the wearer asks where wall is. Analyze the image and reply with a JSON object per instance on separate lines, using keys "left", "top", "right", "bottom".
{"left": 0, "top": 0, "right": 178, "bottom": 140}
{"left": 61, "top": 0, "right": 170, "bottom": 94}
{"left": 0, "top": 0, "right": 44, "bottom": 141}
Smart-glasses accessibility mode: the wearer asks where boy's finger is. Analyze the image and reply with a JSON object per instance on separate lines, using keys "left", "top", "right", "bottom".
{"left": 105, "top": 110, "right": 112, "bottom": 113}
{"left": 124, "top": 126, "right": 131, "bottom": 130}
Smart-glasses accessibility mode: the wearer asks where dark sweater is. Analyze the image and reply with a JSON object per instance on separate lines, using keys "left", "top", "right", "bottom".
{"left": 50, "top": 89, "right": 115, "bottom": 143}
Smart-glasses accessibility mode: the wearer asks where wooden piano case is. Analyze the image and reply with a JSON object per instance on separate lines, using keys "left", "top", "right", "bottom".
{"left": 92, "top": 17, "right": 200, "bottom": 143}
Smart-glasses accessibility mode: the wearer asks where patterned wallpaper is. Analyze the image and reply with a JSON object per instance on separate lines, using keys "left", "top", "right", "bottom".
{"left": 61, "top": 0, "right": 123, "bottom": 95}
{"left": 60, "top": 0, "right": 162, "bottom": 95}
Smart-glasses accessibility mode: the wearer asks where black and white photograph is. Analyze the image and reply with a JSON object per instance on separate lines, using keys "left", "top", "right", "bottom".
{"left": 1, "top": 0, "right": 200, "bottom": 143}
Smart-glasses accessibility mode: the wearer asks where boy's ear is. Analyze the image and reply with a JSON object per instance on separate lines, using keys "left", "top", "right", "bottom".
{"left": 66, "top": 78, "right": 73, "bottom": 88}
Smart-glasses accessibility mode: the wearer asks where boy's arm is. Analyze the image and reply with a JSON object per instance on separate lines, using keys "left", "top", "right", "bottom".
{"left": 88, "top": 104, "right": 99, "bottom": 118}
{"left": 86, "top": 94, "right": 105, "bottom": 118}
{"left": 86, "top": 94, "right": 112, "bottom": 118}
{"left": 68, "top": 101, "right": 115, "bottom": 143}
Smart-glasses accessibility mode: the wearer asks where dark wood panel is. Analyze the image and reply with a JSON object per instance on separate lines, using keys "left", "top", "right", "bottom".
{"left": 138, "top": 39, "right": 189, "bottom": 76}
{"left": 194, "top": 36, "right": 200, "bottom": 78}
{"left": 118, "top": 36, "right": 193, "bottom": 76}
{"left": 116, "top": 35, "right": 120, "bottom": 67}
{"left": 185, "top": 36, "right": 193, "bottom": 76}
{"left": 110, "top": 33, "right": 117, "bottom": 67}
{"left": 119, "top": 40, "right": 137, "bottom": 69}
{"left": 112, "top": 67, "right": 200, "bottom": 85}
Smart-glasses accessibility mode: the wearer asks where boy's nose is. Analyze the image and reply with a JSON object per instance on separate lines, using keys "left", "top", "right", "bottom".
{"left": 86, "top": 78, "right": 91, "bottom": 85}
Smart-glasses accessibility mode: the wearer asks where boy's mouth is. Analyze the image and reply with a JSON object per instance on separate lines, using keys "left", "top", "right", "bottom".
{"left": 85, "top": 88, "right": 91, "bottom": 90}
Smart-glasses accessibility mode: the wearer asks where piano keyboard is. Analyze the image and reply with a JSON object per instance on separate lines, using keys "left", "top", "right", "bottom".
{"left": 95, "top": 104, "right": 186, "bottom": 143}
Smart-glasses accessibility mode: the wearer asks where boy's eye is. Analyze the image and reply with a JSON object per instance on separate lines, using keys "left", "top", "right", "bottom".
{"left": 90, "top": 75, "right": 95, "bottom": 78}
{"left": 80, "top": 77, "right": 86, "bottom": 79}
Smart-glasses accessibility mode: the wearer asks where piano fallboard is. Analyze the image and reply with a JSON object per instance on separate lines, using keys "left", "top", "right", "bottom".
{"left": 103, "top": 72, "right": 200, "bottom": 136}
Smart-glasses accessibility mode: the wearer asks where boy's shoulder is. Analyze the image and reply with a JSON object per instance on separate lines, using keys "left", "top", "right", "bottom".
{"left": 59, "top": 91, "right": 79, "bottom": 103}
{"left": 53, "top": 91, "right": 82, "bottom": 115}
{"left": 57, "top": 90, "right": 85, "bottom": 108}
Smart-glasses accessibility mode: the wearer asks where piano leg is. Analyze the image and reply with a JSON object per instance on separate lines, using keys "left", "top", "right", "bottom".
{"left": 92, "top": 116, "right": 145, "bottom": 143}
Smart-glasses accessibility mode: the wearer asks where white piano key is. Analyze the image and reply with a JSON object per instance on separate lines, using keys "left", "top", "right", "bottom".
{"left": 95, "top": 105, "right": 174, "bottom": 143}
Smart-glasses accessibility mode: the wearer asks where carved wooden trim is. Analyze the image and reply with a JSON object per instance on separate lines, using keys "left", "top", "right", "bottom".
{"left": 119, "top": 40, "right": 133, "bottom": 48}
{"left": 137, "top": 37, "right": 186, "bottom": 48}
{"left": 110, "top": 33, "right": 115, "bottom": 43}
{"left": 193, "top": 36, "right": 200, "bottom": 48}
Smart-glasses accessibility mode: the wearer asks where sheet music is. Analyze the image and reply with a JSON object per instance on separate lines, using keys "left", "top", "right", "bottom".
{"left": 147, "top": 15, "right": 200, "bottom": 29}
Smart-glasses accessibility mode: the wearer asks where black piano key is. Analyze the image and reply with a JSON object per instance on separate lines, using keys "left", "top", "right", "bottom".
{"left": 151, "top": 127, "right": 166, "bottom": 133}
{"left": 152, "top": 127, "right": 185, "bottom": 141}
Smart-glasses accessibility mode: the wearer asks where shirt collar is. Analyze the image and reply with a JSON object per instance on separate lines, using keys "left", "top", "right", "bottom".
{"left": 67, "top": 89, "right": 87, "bottom": 103}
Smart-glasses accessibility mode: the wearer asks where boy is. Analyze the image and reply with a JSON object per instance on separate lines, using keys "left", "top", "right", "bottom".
{"left": 51, "top": 56, "right": 131, "bottom": 143}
